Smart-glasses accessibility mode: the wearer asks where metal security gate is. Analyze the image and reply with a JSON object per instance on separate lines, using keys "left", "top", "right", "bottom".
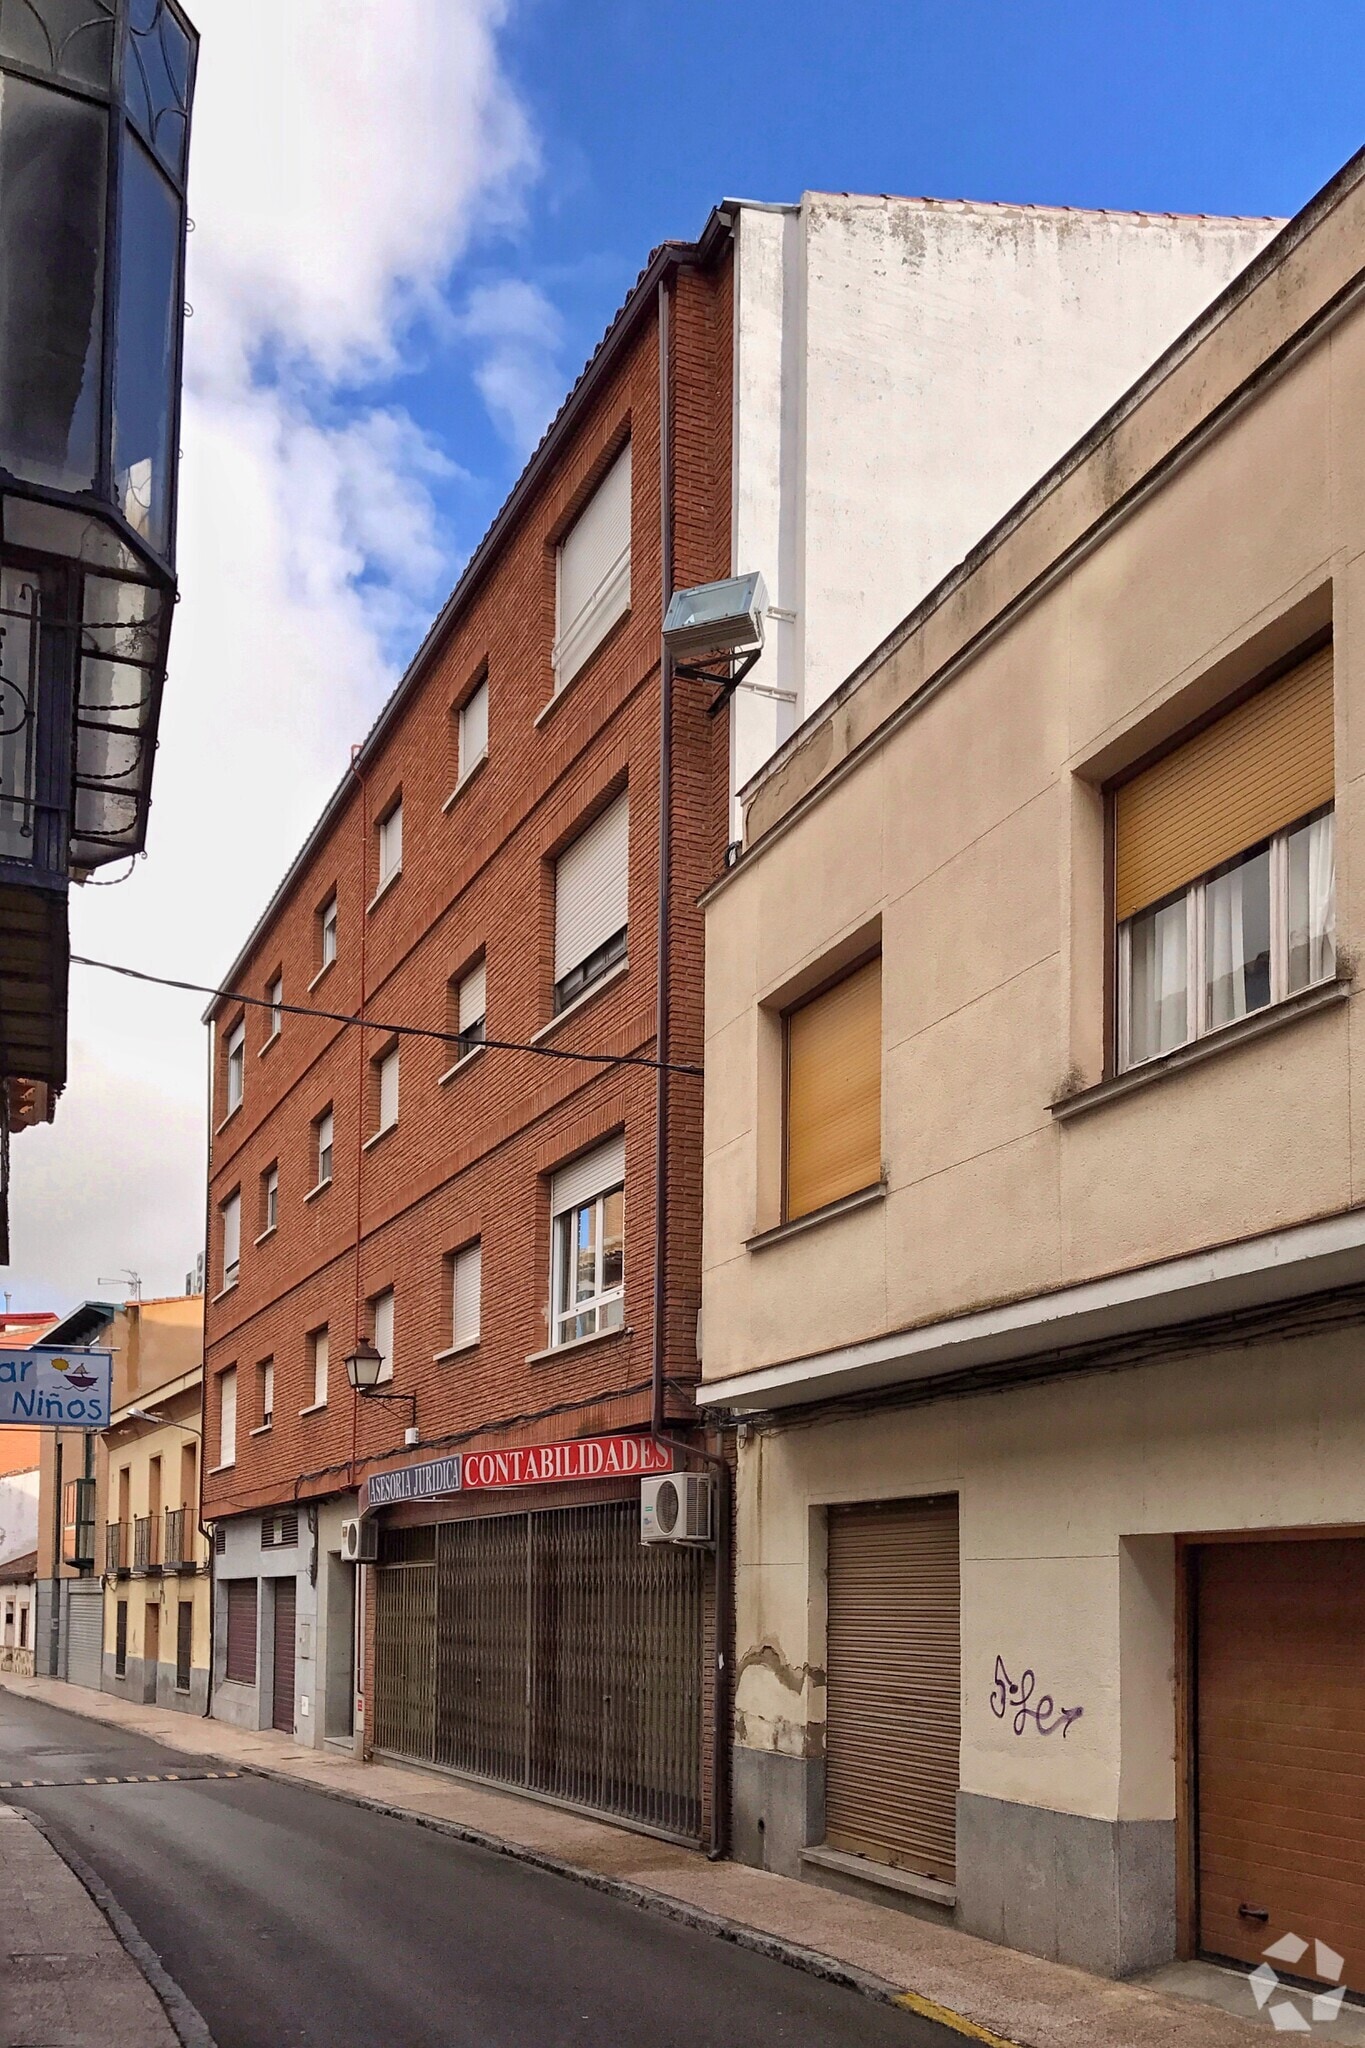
{"left": 64, "top": 1583, "right": 103, "bottom": 1691}
{"left": 374, "top": 1501, "right": 705, "bottom": 1838}
{"left": 272, "top": 1579, "right": 297, "bottom": 1734}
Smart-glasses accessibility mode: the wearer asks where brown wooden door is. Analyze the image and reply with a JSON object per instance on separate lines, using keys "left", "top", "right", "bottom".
{"left": 825, "top": 1495, "right": 960, "bottom": 1884}
{"left": 1196, "top": 1538, "right": 1365, "bottom": 1989}
{"left": 272, "top": 1579, "right": 296, "bottom": 1734}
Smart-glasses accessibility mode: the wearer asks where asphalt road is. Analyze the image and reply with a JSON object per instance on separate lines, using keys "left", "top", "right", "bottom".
{"left": 0, "top": 1691, "right": 956, "bottom": 2048}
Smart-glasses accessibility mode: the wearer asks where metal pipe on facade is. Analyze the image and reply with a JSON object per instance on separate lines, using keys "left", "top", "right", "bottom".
{"left": 649, "top": 272, "right": 733, "bottom": 1862}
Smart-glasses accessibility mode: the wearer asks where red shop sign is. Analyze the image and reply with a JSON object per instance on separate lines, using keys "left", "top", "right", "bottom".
{"left": 462, "top": 1434, "right": 674, "bottom": 1491}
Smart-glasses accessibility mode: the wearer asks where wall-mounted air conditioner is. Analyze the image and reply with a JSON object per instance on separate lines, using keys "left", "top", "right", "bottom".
{"left": 340, "top": 1518, "right": 378, "bottom": 1564}
{"left": 640, "top": 1474, "right": 713, "bottom": 1546}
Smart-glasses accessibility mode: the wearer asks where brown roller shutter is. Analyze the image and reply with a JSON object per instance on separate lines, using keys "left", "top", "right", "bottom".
{"left": 272, "top": 1578, "right": 296, "bottom": 1733}
{"left": 825, "top": 1495, "right": 960, "bottom": 1884}
{"left": 785, "top": 956, "right": 882, "bottom": 1222}
{"left": 1115, "top": 645, "right": 1334, "bottom": 923}
{"left": 1196, "top": 1537, "right": 1365, "bottom": 1991}
{"left": 225, "top": 1578, "right": 257, "bottom": 1684}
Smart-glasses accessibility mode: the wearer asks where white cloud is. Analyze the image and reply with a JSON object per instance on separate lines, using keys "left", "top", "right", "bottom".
{"left": 4, "top": 0, "right": 540, "bottom": 1310}
{"left": 458, "top": 279, "right": 566, "bottom": 457}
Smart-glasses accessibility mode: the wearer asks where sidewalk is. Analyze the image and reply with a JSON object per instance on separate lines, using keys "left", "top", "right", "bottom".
{"left": 2, "top": 1672, "right": 1276, "bottom": 2048}
{"left": 0, "top": 1804, "right": 182, "bottom": 2048}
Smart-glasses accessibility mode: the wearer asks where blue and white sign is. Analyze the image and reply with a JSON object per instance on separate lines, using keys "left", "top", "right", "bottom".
{"left": 0, "top": 1348, "right": 112, "bottom": 1428}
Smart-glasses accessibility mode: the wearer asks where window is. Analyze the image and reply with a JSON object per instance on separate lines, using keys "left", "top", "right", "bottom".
{"left": 225, "top": 1579, "right": 257, "bottom": 1684}
{"left": 318, "top": 893, "right": 338, "bottom": 972}
{"left": 450, "top": 1241, "right": 481, "bottom": 1349}
{"left": 377, "top": 799, "right": 402, "bottom": 892}
{"left": 373, "top": 1044, "right": 399, "bottom": 1134}
{"left": 217, "top": 1367, "right": 237, "bottom": 1469}
{"left": 371, "top": 1288, "right": 394, "bottom": 1384}
{"left": 176, "top": 1601, "right": 192, "bottom": 1692}
{"left": 554, "top": 442, "right": 631, "bottom": 690}
{"left": 550, "top": 1137, "right": 625, "bottom": 1346}
{"left": 266, "top": 974, "right": 283, "bottom": 1041}
{"left": 308, "top": 1326, "right": 329, "bottom": 1409}
{"left": 784, "top": 956, "right": 883, "bottom": 1223}
{"left": 455, "top": 957, "right": 486, "bottom": 1056}
{"left": 225, "top": 1017, "right": 245, "bottom": 1114}
{"left": 115, "top": 1598, "right": 128, "bottom": 1677}
{"left": 261, "top": 1162, "right": 279, "bottom": 1236}
{"left": 1115, "top": 647, "right": 1335, "bottom": 1073}
{"left": 554, "top": 791, "right": 628, "bottom": 1011}
{"left": 314, "top": 1108, "right": 334, "bottom": 1188}
{"left": 458, "top": 676, "right": 488, "bottom": 781}
{"left": 221, "top": 1191, "right": 241, "bottom": 1290}
{"left": 261, "top": 1510, "right": 298, "bottom": 1549}
{"left": 257, "top": 1357, "right": 273, "bottom": 1429}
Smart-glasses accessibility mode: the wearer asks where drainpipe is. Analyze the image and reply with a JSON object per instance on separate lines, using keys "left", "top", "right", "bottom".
{"left": 200, "top": 993, "right": 216, "bottom": 1717}
{"left": 648, "top": 271, "right": 733, "bottom": 1862}
{"left": 348, "top": 747, "right": 369, "bottom": 1760}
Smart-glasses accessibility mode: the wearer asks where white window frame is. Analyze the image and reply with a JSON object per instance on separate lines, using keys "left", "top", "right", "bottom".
{"left": 218, "top": 1367, "right": 236, "bottom": 1469}
{"left": 553, "top": 791, "right": 629, "bottom": 1012}
{"left": 265, "top": 975, "right": 283, "bottom": 1043}
{"left": 1116, "top": 807, "right": 1335, "bottom": 1074}
{"left": 374, "top": 1044, "right": 399, "bottom": 1134}
{"left": 458, "top": 958, "right": 486, "bottom": 1052}
{"left": 221, "top": 1191, "right": 241, "bottom": 1291}
{"left": 450, "top": 1241, "right": 481, "bottom": 1349}
{"left": 553, "top": 443, "right": 632, "bottom": 692}
{"left": 549, "top": 1139, "right": 625, "bottom": 1348}
{"left": 262, "top": 1163, "right": 279, "bottom": 1236}
{"left": 259, "top": 1357, "right": 274, "bottom": 1429}
{"left": 458, "top": 677, "right": 488, "bottom": 782}
{"left": 376, "top": 800, "right": 402, "bottom": 894}
{"left": 308, "top": 1327, "right": 329, "bottom": 1411}
{"left": 225, "top": 1019, "right": 245, "bottom": 1114}
{"left": 319, "top": 894, "right": 338, "bottom": 971}
{"left": 371, "top": 1288, "right": 395, "bottom": 1384}
{"left": 315, "top": 1108, "right": 334, "bottom": 1189}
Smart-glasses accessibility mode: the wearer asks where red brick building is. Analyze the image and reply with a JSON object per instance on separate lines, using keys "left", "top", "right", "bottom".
{"left": 202, "top": 221, "right": 736, "bottom": 1841}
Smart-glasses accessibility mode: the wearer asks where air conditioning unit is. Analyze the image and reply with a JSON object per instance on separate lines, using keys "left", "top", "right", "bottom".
{"left": 340, "top": 1518, "right": 378, "bottom": 1564}
{"left": 641, "top": 1474, "right": 713, "bottom": 1546}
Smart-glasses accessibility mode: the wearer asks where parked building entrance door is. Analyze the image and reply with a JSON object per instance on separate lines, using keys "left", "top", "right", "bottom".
{"left": 272, "top": 1578, "right": 296, "bottom": 1734}
{"left": 1196, "top": 1538, "right": 1365, "bottom": 1992}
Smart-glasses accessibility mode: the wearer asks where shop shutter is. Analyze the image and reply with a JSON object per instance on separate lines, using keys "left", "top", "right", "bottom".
{"left": 459, "top": 678, "right": 488, "bottom": 774}
{"left": 459, "top": 958, "right": 486, "bottom": 1033}
{"left": 1196, "top": 1537, "right": 1365, "bottom": 1989}
{"left": 452, "top": 1242, "right": 481, "bottom": 1346}
{"left": 65, "top": 1584, "right": 103, "bottom": 1690}
{"left": 825, "top": 1495, "right": 960, "bottom": 1884}
{"left": 272, "top": 1578, "right": 296, "bottom": 1733}
{"left": 555, "top": 444, "right": 631, "bottom": 687}
{"left": 554, "top": 793, "right": 629, "bottom": 983}
{"left": 1115, "top": 644, "right": 1334, "bottom": 922}
{"left": 785, "top": 956, "right": 882, "bottom": 1222}
{"left": 225, "top": 1578, "right": 257, "bottom": 1684}
{"left": 551, "top": 1133, "right": 626, "bottom": 1218}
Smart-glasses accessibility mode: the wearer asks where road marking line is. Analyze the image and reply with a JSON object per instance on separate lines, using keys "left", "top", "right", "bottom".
{"left": 83, "top": 1777, "right": 97, "bottom": 1784}
{"left": 892, "top": 1989, "right": 1020, "bottom": 2046}
{"left": 104, "top": 1776, "right": 119, "bottom": 1783}
{"left": 19, "top": 1780, "right": 32, "bottom": 1787}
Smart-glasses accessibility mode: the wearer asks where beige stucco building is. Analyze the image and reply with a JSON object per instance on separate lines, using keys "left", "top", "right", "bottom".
{"left": 701, "top": 144, "right": 1365, "bottom": 1989}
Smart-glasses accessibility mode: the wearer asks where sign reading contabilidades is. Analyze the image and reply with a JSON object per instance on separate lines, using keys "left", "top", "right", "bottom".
{"left": 359, "top": 1433, "right": 674, "bottom": 1514}
{"left": 0, "top": 1349, "right": 112, "bottom": 1428}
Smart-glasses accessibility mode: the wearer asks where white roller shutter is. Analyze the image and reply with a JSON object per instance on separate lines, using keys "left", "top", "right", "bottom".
{"left": 219, "top": 1368, "right": 237, "bottom": 1467}
{"left": 459, "top": 959, "right": 486, "bottom": 1032}
{"left": 373, "top": 1289, "right": 394, "bottom": 1383}
{"left": 551, "top": 1133, "right": 626, "bottom": 1217}
{"left": 222, "top": 1193, "right": 240, "bottom": 1281}
{"left": 554, "top": 792, "right": 629, "bottom": 983}
{"left": 459, "top": 679, "right": 488, "bottom": 774}
{"left": 378, "top": 1046, "right": 399, "bottom": 1128}
{"left": 554, "top": 444, "right": 631, "bottom": 687}
{"left": 452, "top": 1242, "right": 481, "bottom": 1346}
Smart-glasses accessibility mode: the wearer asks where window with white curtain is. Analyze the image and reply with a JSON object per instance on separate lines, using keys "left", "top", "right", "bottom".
{"left": 221, "top": 1191, "right": 241, "bottom": 1290}
{"left": 374, "top": 1045, "right": 399, "bottom": 1133}
{"left": 377, "top": 800, "right": 402, "bottom": 890}
{"left": 261, "top": 1162, "right": 278, "bottom": 1235}
{"left": 225, "top": 1018, "right": 245, "bottom": 1113}
{"left": 458, "top": 677, "right": 488, "bottom": 780}
{"left": 315, "top": 1107, "right": 334, "bottom": 1187}
{"left": 550, "top": 1136, "right": 625, "bottom": 1346}
{"left": 372, "top": 1288, "right": 394, "bottom": 1384}
{"left": 318, "top": 893, "right": 338, "bottom": 970}
{"left": 554, "top": 444, "right": 631, "bottom": 690}
{"left": 266, "top": 975, "right": 283, "bottom": 1041}
{"left": 553, "top": 791, "right": 628, "bottom": 1011}
{"left": 1119, "top": 808, "right": 1335, "bottom": 1071}
{"left": 309, "top": 1327, "right": 329, "bottom": 1409}
{"left": 218, "top": 1368, "right": 237, "bottom": 1468}
{"left": 450, "top": 1242, "right": 481, "bottom": 1348}
{"left": 258, "top": 1357, "right": 274, "bottom": 1428}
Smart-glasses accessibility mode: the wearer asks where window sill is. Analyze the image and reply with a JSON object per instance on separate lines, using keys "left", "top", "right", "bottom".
{"left": 253, "top": 1225, "right": 277, "bottom": 1248}
{"left": 307, "top": 959, "right": 335, "bottom": 995}
{"left": 531, "top": 957, "right": 629, "bottom": 1045}
{"left": 434, "top": 1337, "right": 480, "bottom": 1362}
{"left": 366, "top": 867, "right": 402, "bottom": 914}
{"left": 298, "top": 1400, "right": 327, "bottom": 1417}
{"left": 210, "top": 1281, "right": 238, "bottom": 1305}
{"left": 213, "top": 1103, "right": 242, "bottom": 1138}
{"left": 257, "top": 1031, "right": 280, "bottom": 1060}
{"left": 800, "top": 1845, "right": 956, "bottom": 1910}
{"left": 439, "top": 1043, "right": 486, "bottom": 1085}
{"left": 303, "top": 1177, "right": 333, "bottom": 1205}
{"left": 361, "top": 1121, "right": 397, "bottom": 1153}
{"left": 525, "top": 1323, "right": 631, "bottom": 1368}
{"left": 746, "top": 1181, "right": 887, "bottom": 1252}
{"left": 442, "top": 752, "right": 488, "bottom": 811}
{"left": 207, "top": 1462, "right": 235, "bottom": 1476}
{"left": 249, "top": 1423, "right": 272, "bottom": 1438}
{"left": 1051, "top": 978, "right": 1350, "bottom": 1123}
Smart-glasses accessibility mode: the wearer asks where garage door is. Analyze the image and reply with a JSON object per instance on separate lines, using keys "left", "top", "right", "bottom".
{"left": 272, "top": 1578, "right": 296, "bottom": 1734}
{"left": 64, "top": 1584, "right": 103, "bottom": 1691}
{"left": 825, "top": 1495, "right": 960, "bottom": 1885}
{"left": 1197, "top": 1538, "right": 1365, "bottom": 1990}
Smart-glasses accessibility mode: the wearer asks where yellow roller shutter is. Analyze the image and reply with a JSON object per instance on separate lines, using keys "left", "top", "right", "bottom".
{"left": 1115, "top": 645, "right": 1334, "bottom": 923}
{"left": 785, "top": 956, "right": 882, "bottom": 1222}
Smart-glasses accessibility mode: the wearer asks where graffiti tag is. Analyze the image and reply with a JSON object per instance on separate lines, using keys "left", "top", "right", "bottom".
{"left": 989, "top": 1655, "right": 1083, "bottom": 1738}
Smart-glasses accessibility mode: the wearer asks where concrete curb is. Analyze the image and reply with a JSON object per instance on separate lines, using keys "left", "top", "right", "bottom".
{"left": 20, "top": 1804, "right": 219, "bottom": 2048}
{"left": 233, "top": 1757, "right": 1022, "bottom": 2044}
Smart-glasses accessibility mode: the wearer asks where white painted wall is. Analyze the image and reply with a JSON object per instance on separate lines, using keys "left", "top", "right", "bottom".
{"left": 728, "top": 192, "right": 1279, "bottom": 827}
{"left": 0, "top": 1467, "right": 38, "bottom": 1568}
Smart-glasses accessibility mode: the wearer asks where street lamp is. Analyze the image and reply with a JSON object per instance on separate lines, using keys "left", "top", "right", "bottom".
{"left": 344, "top": 1339, "right": 418, "bottom": 1446}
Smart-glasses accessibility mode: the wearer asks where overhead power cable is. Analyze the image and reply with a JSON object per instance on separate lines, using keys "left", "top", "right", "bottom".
{"left": 70, "top": 954, "right": 704, "bottom": 1077}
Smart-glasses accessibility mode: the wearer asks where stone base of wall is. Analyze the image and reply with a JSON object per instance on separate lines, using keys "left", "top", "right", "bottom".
{"left": 957, "top": 1791, "right": 1175, "bottom": 1979}
{"left": 210, "top": 1678, "right": 261, "bottom": 1731}
{"left": 730, "top": 1745, "right": 824, "bottom": 1877}
{"left": 102, "top": 1652, "right": 156, "bottom": 1705}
